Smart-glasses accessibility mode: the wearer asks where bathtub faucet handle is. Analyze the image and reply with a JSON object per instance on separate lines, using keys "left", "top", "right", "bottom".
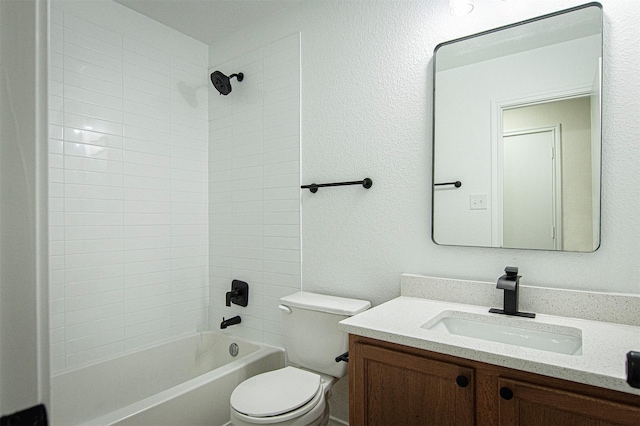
{"left": 225, "top": 289, "right": 239, "bottom": 306}
{"left": 226, "top": 280, "right": 249, "bottom": 307}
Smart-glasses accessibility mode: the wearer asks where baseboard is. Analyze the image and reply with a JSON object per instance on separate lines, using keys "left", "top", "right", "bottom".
{"left": 329, "top": 415, "right": 349, "bottom": 425}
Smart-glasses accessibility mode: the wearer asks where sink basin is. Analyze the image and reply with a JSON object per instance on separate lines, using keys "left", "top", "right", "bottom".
{"left": 422, "top": 310, "right": 583, "bottom": 355}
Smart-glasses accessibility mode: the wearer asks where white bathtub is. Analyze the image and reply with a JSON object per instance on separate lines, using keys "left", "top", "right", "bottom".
{"left": 50, "top": 332, "right": 285, "bottom": 426}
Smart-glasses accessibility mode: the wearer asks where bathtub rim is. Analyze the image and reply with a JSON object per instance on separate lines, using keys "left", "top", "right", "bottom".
{"left": 84, "top": 343, "right": 285, "bottom": 426}
{"left": 51, "top": 330, "right": 267, "bottom": 377}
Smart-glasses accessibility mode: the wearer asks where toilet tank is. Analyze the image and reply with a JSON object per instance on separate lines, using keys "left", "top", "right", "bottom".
{"left": 279, "top": 292, "right": 371, "bottom": 378}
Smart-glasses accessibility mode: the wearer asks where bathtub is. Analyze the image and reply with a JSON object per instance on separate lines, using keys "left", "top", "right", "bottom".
{"left": 50, "top": 332, "right": 285, "bottom": 426}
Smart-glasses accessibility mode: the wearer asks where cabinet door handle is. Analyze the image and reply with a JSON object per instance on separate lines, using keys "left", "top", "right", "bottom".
{"left": 499, "top": 386, "right": 514, "bottom": 400}
{"left": 456, "top": 375, "right": 469, "bottom": 388}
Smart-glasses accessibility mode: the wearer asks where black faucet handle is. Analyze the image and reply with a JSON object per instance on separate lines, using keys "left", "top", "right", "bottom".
{"left": 504, "top": 266, "right": 519, "bottom": 276}
{"left": 497, "top": 277, "right": 517, "bottom": 291}
{"left": 498, "top": 266, "right": 520, "bottom": 290}
{"left": 225, "top": 289, "right": 239, "bottom": 306}
{"left": 226, "top": 280, "right": 249, "bottom": 307}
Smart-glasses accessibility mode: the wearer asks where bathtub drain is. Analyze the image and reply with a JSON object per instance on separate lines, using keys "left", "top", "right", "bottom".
{"left": 229, "top": 343, "right": 239, "bottom": 357}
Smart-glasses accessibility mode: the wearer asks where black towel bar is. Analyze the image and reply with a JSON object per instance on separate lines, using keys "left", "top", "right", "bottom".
{"left": 434, "top": 180, "right": 462, "bottom": 188}
{"left": 301, "top": 178, "right": 372, "bottom": 193}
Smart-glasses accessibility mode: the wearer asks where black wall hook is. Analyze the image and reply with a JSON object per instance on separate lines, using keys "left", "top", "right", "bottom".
{"left": 301, "top": 178, "right": 372, "bottom": 193}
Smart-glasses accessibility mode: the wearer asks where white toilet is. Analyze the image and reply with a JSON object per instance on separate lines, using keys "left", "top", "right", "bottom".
{"left": 229, "top": 291, "right": 371, "bottom": 426}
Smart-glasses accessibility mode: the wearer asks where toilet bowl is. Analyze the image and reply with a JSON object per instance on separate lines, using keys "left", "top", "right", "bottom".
{"left": 227, "top": 292, "right": 371, "bottom": 426}
{"left": 230, "top": 367, "right": 335, "bottom": 426}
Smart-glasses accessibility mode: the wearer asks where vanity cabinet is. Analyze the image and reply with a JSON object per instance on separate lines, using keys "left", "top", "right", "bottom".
{"left": 496, "top": 377, "right": 640, "bottom": 426}
{"left": 349, "top": 336, "right": 474, "bottom": 425}
{"left": 349, "top": 335, "right": 640, "bottom": 426}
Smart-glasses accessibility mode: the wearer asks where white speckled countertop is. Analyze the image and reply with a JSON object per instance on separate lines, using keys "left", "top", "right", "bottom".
{"left": 339, "top": 275, "right": 640, "bottom": 396}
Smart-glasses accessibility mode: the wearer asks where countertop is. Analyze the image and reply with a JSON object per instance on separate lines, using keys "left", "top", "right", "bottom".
{"left": 339, "top": 296, "right": 640, "bottom": 396}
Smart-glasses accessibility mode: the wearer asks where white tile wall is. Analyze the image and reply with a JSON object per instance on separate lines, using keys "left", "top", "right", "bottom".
{"left": 49, "top": 2, "right": 209, "bottom": 372}
{"left": 209, "top": 34, "right": 301, "bottom": 348}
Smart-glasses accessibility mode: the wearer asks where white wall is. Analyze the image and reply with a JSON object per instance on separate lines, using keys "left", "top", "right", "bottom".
{"left": 0, "top": 0, "right": 49, "bottom": 414}
{"left": 49, "top": 0, "right": 209, "bottom": 372}
{"left": 209, "top": 34, "right": 301, "bottom": 348}
{"left": 209, "top": 0, "right": 640, "bottom": 305}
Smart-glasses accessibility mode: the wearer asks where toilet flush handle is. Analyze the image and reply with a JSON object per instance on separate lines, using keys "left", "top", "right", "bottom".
{"left": 278, "top": 304, "right": 292, "bottom": 314}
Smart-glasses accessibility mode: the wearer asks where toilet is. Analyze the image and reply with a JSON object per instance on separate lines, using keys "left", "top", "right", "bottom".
{"left": 229, "top": 291, "right": 371, "bottom": 426}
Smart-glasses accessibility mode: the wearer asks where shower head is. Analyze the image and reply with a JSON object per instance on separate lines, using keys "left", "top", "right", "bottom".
{"left": 210, "top": 71, "right": 244, "bottom": 96}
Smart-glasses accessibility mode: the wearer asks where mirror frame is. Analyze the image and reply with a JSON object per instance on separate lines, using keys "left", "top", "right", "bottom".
{"left": 431, "top": 2, "right": 603, "bottom": 252}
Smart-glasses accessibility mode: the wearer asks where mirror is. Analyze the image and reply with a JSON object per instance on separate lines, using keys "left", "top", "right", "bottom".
{"left": 432, "top": 3, "right": 602, "bottom": 252}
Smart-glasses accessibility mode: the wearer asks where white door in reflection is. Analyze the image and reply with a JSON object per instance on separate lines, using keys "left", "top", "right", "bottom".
{"left": 502, "top": 126, "right": 561, "bottom": 250}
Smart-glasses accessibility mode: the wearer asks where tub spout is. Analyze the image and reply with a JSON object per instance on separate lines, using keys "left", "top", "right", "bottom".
{"left": 220, "top": 316, "right": 241, "bottom": 329}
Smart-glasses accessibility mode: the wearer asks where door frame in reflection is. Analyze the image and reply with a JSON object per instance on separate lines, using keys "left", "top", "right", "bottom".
{"left": 500, "top": 125, "right": 562, "bottom": 250}
{"left": 491, "top": 87, "right": 591, "bottom": 248}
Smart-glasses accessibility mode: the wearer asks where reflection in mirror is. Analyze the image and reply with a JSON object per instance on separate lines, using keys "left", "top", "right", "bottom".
{"left": 432, "top": 3, "right": 602, "bottom": 252}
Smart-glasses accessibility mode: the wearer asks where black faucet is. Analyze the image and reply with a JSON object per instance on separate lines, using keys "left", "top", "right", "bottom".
{"left": 226, "top": 289, "right": 239, "bottom": 306}
{"left": 226, "top": 280, "right": 249, "bottom": 307}
{"left": 220, "top": 316, "right": 241, "bottom": 329}
{"left": 489, "top": 267, "right": 535, "bottom": 318}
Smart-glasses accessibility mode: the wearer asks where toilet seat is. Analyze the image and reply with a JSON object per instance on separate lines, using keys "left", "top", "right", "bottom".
{"left": 230, "top": 367, "right": 322, "bottom": 419}
{"left": 231, "top": 385, "right": 325, "bottom": 425}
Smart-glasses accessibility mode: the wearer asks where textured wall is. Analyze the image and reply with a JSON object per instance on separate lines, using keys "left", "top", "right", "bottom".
{"left": 209, "top": 0, "right": 640, "bottom": 305}
{"left": 49, "top": 0, "right": 209, "bottom": 372}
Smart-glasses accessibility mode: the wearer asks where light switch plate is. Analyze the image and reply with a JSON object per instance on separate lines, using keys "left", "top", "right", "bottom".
{"left": 470, "top": 194, "right": 487, "bottom": 210}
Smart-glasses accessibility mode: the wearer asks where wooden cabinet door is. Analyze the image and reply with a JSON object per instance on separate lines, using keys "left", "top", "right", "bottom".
{"left": 497, "top": 378, "right": 640, "bottom": 426}
{"left": 350, "top": 341, "right": 475, "bottom": 426}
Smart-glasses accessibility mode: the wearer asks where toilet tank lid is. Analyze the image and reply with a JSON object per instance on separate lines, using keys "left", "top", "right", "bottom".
{"left": 280, "top": 292, "right": 371, "bottom": 316}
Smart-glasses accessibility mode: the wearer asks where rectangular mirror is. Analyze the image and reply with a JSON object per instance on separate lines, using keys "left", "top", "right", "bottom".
{"left": 432, "top": 3, "right": 602, "bottom": 252}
